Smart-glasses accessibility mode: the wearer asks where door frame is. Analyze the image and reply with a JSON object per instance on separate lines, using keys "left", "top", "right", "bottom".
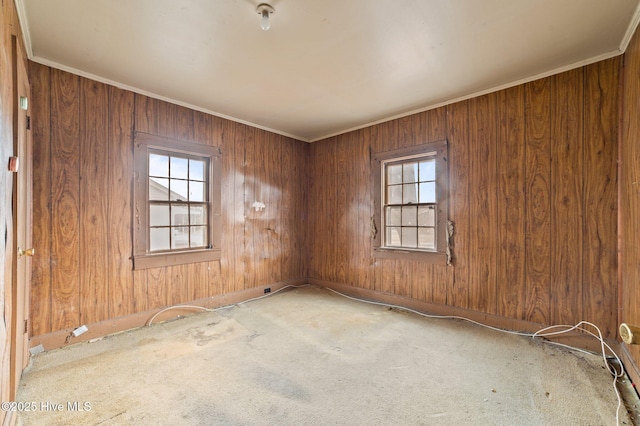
{"left": 8, "top": 33, "right": 32, "bottom": 403}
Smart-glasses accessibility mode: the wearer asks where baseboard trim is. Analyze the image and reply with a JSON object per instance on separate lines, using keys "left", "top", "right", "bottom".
{"left": 30, "top": 279, "right": 307, "bottom": 352}
{"left": 31, "top": 277, "right": 622, "bottom": 357}
{"left": 309, "top": 278, "right": 620, "bottom": 355}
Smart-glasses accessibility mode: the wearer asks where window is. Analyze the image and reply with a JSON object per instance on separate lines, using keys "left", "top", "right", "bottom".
{"left": 372, "top": 140, "right": 450, "bottom": 264}
{"left": 133, "top": 132, "right": 222, "bottom": 270}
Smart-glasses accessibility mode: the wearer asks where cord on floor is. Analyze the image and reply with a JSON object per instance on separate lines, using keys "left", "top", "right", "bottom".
{"left": 324, "top": 287, "right": 625, "bottom": 426}
{"left": 145, "top": 284, "right": 626, "bottom": 425}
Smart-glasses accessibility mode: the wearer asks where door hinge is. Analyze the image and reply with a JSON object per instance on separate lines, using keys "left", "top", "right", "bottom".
{"left": 26, "top": 116, "right": 31, "bottom": 130}
{"left": 24, "top": 319, "right": 28, "bottom": 334}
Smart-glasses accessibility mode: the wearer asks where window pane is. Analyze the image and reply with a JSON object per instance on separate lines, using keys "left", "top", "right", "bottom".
{"left": 387, "top": 164, "right": 403, "bottom": 185}
{"left": 386, "top": 206, "right": 401, "bottom": 226}
{"left": 387, "top": 185, "right": 403, "bottom": 204}
{"left": 190, "top": 205, "right": 207, "bottom": 225}
{"left": 386, "top": 227, "right": 402, "bottom": 247}
{"left": 149, "top": 154, "right": 169, "bottom": 177}
{"left": 190, "top": 226, "right": 207, "bottom": 247}
{"left": 403, "top": 183, "right": 418, "bottom": 204}
{"left": 190, "top": 159, "right": 205, "bottom": 181}
{"left": 189, "top": 181, "right": 205, "bottom": 202}
{"left": 402, "top": 227, "right": 418, "bottom": 248}
{"left": 418, "top": 206, "right": 435, "bottom": 227}
{"left": 170, "top": 179, "right": 188, "bottom": 201}
{"left": 418, "top": 227, "right": 436, "bottom": 249}
{"left": 172, "top": 227, "right": 189, "bottom": 249}
{"left": 403, "top": 162, "right": 419, "bottom": 183}
{"left": 149, "top": 178, "right": 169, "bottom": 201}
{"left": 401, "top": 205, "right": 417, "bottom": 226}
{"left": 419, "top": 159, "right": 436, "bottom": 182}
{"left": 419, "top": 182, "right": 436, "bottom": 203}
{"left": 150, "top": 228, "right": 170, "bottom": 251}
{"left": 171, "top": 204, "right": 189, "bottom": 226}
{"left": 170, "top": 156, "right": 188, "bottom": 179}
{"left": 150, "top": 204, "right": 170, "bottom": 227}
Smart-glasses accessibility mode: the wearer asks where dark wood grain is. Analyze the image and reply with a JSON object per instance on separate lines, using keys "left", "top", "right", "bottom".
{"left": 620, "top": 24, "right": 640, "bottom": 376}
{"left": 524, "top": 78, "right": 552, "bottom": 325}
{"left": 29, "top": 62, "right": 52, "bottom": 336}
{"left": 468, "top": 93, "right": 498, "bottom": 314}
{"left": 550, "top": 69, "right": 584, "bottom": 326}
{"left": 446, "top": 100, "right": 470, "bottom": 310}
{"left": 583, "top": 59, "right": 619, "bottom": 338}
{"left": 50, "top": 68, "right": 81, "bottom": 331}
{"left": 496, "top": 86, "right": 526, "bottom": 320}
{"left": 107, "top": 87, "right": 135, "bottom": 318}
{"left": 79, "top": 78, "right": 109, "bottom": 325}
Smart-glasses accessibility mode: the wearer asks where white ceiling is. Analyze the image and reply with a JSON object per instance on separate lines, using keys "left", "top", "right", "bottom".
{"left": 15, "top": 0, "right": 640, "bottom": 142}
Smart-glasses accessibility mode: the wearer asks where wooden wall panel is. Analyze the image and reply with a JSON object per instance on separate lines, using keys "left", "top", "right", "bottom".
{"left": 224, "top": 119, "right": 244, "bottom": 294}
{"left": 29, "top": 66, "right": 309, "bottom": 339}
{"left": 50, "top": 69, "right": 81, "bottom": 331}
{"left": 496, "top": 85, "right": 526, "bottom": 320}
{"left": 29, "top": 62, "right": 52, "bottom": 336}
{"left": 425, "top": 108, "right": 449, "bottom": 306}
{"left": 467, "top": 93, "right": 498, "bottom": 314}
{"left": 79, "top": 78, "right": 109, "bottom": 325}
{"left": 356, "top": 128, "right": 372, "bottom": 290}
{"left": 446, "top": 100, "right": 470, "bottom": 310}
{"left": 336, "top": 135, "right": 348, "bottom": 285}
{"left": 550, "top": 69, "right": 583, "bottom": 326}
{"left": 308, "top": 60, "right": 621, "bottom": 338}
{"left": 583, "top": 59, "right": 619, "bottom": 338}
{"left": 107, "top": 87, "right": 134, "bottom": 318}
{"left": 620, "top": 21, "right": 640, "bottom": 382}
{"left": 523, "top": 78, "right": 552, "bottom": 326}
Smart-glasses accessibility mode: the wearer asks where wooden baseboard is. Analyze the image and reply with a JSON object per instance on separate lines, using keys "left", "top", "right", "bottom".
{"left": 621, "top": 345, "right": 640, "bottom": 388}
{"left": 30, "top": 279, "right": 307, "bottom": 352}
{"left": 31, "top": 276, "right": 624, "bottom": 359}
{"left": 309, "top": 278, "right": 620, "bottom": 355}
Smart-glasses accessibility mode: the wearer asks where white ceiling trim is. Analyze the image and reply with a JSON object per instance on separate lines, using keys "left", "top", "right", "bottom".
{"left": 314, "top": 49, "right": 626, "bottom": 143}
{"left": 14, "top": 0, "right": 33, "bottom": 57}
{"left": 619, "top": 0, "right": 640, "bottom": 52}
{"left": 27, "top": 48, "right": 626, "bottom": 144}
{"left": 28, "top": 55, "right": 305, "bottom": 142}
{"left": 14, "top": 0, "right": 640, "bottom": 143}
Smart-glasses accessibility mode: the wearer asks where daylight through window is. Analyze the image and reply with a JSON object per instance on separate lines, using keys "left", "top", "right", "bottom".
{"left": 133, "top": 132, "right": 221, "bottom": 270}
{"left": 372, "top": 140, "right": 449, "bottom": 264}
{"left": 148, "top": 150, "right": 209, "bottom": 252}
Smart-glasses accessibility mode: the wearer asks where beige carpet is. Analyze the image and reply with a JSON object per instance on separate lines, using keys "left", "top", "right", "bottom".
{"left": 16, "top": 286, "right": 631, "bottom": 425}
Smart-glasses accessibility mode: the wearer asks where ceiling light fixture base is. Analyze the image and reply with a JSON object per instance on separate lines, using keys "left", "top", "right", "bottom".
{"left": 256, "top": 3, "right": 275, "bottom": 31}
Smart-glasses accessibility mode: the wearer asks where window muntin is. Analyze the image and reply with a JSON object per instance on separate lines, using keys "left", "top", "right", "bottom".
{"left": 383, "top": 155, "right": 437, "bottom": 250}
{"left": 372, "top": 140, "right": 449, "bottom": 264}
{"left": 133, "top": 132, "right": 221, "bottom": 270}
{"left": 147, "top": 149, "right": 210, "bottom": 252}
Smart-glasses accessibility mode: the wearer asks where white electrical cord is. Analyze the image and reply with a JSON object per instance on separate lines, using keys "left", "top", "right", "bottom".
{"left": 145, "top": 284, "right": 312, "bottom": 326}
{"left": 324, "top": 287, "right": 626, "bottom": 426}
{"left": 145, "top": 284, "right": 626, "bottom": 425}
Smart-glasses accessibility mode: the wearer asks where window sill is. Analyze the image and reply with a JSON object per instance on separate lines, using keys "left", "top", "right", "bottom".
{"left": 372, "top": 247, "right": 448, "bottom": 264}
{"left": 133, "top": 248, "right": 221, "bottom": 270}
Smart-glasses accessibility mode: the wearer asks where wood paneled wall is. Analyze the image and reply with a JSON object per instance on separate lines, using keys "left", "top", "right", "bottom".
{"left": 621, "top": 21, "right": 640, "bottom": 383}
{"left": 25, "top": 31, "right": 630, "bottom": 353}
{"left": 309, "top": 59, "right": 621, "bottom": 338}
{"left": 29, "top": 64, "right": 308, "bottom": 337}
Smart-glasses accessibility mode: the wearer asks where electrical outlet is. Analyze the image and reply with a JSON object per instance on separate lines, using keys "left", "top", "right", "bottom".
{"left": 264, "top": 287, "right": 271, "bottom": 294}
